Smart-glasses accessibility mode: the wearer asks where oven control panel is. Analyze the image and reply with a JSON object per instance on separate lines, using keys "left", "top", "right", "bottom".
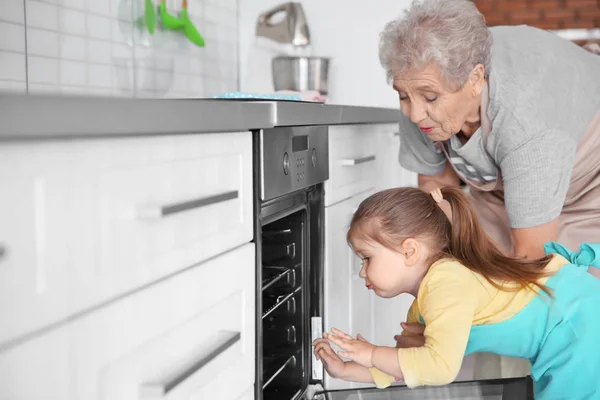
{"left": 260, "top": 126, "right": 329, "bottom": 201}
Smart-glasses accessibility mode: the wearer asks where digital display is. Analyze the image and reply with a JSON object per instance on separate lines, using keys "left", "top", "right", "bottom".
{"left": 292, "top": 135, "right": 309, "bottom": 152}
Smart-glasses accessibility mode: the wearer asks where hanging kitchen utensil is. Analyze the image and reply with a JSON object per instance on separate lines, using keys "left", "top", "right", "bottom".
{"left": 181, "top": 0, "right": 205, "bottom": 47}
{"left": 159, "top": 0, "right": 184, "bottom": 29}
{"left": 144, "top": 0, "right": 156, "bottom": 34}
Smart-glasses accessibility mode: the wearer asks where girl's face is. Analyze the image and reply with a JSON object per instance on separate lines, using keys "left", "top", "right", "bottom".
{"left": 351, "top": 237, "right": 421, "bottom": 298}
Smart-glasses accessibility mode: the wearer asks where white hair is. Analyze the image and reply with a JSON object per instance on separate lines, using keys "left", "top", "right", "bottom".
{"left": 379, "top": 0, "right": 493, "bottom": 89}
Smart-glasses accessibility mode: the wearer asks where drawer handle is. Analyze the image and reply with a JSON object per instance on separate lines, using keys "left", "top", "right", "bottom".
{"left": 394, "top": 132, "right": 400, "bottom": 136}
{"left": 136, "top": 190, "right": 238, "bottom": 219}
{"left": 140, "top": 330, "right": 241, "bottom": 398}
{"left": 339, "top": 155, "right": 376, "bottom": 166}
{"left": 0, "top": 244, "right": 5, "bottom": 261}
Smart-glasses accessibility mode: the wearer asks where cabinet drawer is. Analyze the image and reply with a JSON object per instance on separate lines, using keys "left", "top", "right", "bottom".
{"left": 0, "top": 132, "right": 253, "bottom": 346}
{"left": 325, "top": 126, "right": 378, "bottom": 207}
{"left": 0, "top": 243, "right": 256, "bottom": 400}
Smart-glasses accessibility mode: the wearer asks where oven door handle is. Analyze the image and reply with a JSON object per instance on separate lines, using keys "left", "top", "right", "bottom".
{"left": 139, "top": 330, "right": 241, "bottom": 399}
{"left": 135, "top": 190, "right": 238, "bottom": 219}
{"left": 339, "top": 155, "right": 376, "bottom": 166}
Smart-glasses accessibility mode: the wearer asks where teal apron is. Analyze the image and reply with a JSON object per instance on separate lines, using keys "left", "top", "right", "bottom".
{"left": 419, "top": 243, "right": 600, "bottom": 400}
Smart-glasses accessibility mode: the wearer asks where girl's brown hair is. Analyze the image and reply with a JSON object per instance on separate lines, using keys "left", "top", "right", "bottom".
{"left": 347, "top": 186, "right": 553, "bottom": 294}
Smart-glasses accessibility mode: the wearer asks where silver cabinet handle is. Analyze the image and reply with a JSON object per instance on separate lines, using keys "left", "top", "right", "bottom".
{"left": 136, "top": 190, "right": 238, "bottom": 219}
{"left": 339, "top": 155, "right": 376, "bottom": 166}
{"left": 0, "top": 244, "right": 5, "bottom": 261}
{"left": 394, "top": 132, "right": 400, "bottom": 136}
{"left": 140, "top": 331, "right": 241, "bottom": 398}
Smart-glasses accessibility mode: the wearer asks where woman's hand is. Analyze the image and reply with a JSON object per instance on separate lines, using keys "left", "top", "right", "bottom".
{"left": 324, "top": 328, "right": 376, "bottom": 368}
{"left": 313, "top": 338, "right": 347, "bottom": 379}
{"left": 394, "top": 322, "right": 426, "bottom": 348}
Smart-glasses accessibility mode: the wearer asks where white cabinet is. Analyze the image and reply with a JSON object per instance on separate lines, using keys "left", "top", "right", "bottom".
{"left": 323, "top": 190, "right": 376, "bottom": 390}
{"left": 0, "top": 132, "right": 253, "bottom": 346}
{"left": 374, "top": 127, "right": 418, "bottom": 191}
{"left": 325, "top": 126, "right": 378, "bottom": 207}
{"left": 0, "top": 243, "right": 255, "bottom": 400}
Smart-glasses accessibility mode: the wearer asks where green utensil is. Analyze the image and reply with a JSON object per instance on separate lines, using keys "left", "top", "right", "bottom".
{"left": 159, "top": 0, "right": 184, "bottom": 29}
{"left": 144, "top": 0, "right": 156, "bottom": 34}
{"left": 182, "top": 0, "right": 205, "bottom": 47}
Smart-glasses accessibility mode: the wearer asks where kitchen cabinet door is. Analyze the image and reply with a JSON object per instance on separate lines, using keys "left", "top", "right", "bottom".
{"left": 0, "top": 243, "right": 255, "bottom": 400}
{"left": 374, "top": 125, "right": 418, "bottom": 191}
{"left": 323, "top": 190, "right": 376, "bottom": 390}
{"left": 0, "top": 131, "right": 253, "bottom": 348}
{"left": 325, "top": 126, "right": 378, "bottom": 207}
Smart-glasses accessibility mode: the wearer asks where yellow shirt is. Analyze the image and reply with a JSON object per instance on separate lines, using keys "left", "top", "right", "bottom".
{"left": 370, "top": 255, "right": 568, "bottom": 388}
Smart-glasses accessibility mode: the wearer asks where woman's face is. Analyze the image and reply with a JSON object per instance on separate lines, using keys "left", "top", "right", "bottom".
{"left": 393, "top": 64, "right": 482, "bottom": 141}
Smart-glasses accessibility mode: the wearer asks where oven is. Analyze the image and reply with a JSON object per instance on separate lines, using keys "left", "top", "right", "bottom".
{"left": 254, "top": 125, "right": 328, "bottom": 400}
{"left": 253, "top": 124, "right": 533, "bottom": 400}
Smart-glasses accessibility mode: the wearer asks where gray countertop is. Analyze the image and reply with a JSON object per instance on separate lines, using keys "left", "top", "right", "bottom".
{"left": 0, "top": 94, "right": 402, "bottom": 140}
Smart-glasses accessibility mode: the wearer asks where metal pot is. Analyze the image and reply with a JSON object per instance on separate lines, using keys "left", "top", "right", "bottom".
{"left": 272, "top": 56, "right": 330, "bottom": 95}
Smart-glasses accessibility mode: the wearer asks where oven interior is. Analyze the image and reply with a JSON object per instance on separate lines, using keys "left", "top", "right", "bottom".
{"left": 259, "top": 207, "right": 310, "bottom": 400}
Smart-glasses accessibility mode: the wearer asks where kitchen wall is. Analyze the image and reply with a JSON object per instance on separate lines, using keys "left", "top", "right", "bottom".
{"left": 238, "top": 0, "right": 411, "bottom": 107}
{"left": 474, "top": 0, "right": 600, "bottom": 29}
{"left": 0, "top": 0, "right": 238, "bottom": 98}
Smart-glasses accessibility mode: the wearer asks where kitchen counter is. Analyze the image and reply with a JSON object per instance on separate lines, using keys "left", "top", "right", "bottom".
{"left": 0, "top": 94, "right": 402, "bottom": 140}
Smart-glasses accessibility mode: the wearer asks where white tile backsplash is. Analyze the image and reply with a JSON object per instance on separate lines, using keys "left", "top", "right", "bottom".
{"left": 86, "top": 0, "right": 111, "bottom": 16}
{"left": 0, "top": 22, "right": 26, "bottom": 52}
{"left": 59, "top": 7, "right": 87, "bottom": 35}
{"left": 0, "top": 0, "right": 239, "bottom": 98}
{"left": 0, "top": 51, "right": 26, "bottom": 81}
{"left": 27, "top": 28, "right": 60, "bottom": 57}
{"left": 3, "top": 0, "right": 26, "bottom": 24}
{"left": 86, "top": 14, "right": 111, "bottom": 40}
{"left": 88, "top": 64, "right": 112, "bottom": 87}
{"left": 58, "top": 0, "right": 86, "bottom": 11}
{"left": 0, "top": 79, "right": 27, "bottom": 92}
{"left": 28, "top": 56, "right": 60, "bottom": 84}
{"left": 60, "top": 34, "right": 86, "bottom": 60}
{"left": 60, "top": 59, "right": 87, "bottom": 85}
{"left": 87, "top": 39, "right": 112, "bottom": 63}
{"left": 29, "top": 82, "right": 61, "bottom": 93}
{"left": 27, "top": 1, "right": 59, "bottom": 30}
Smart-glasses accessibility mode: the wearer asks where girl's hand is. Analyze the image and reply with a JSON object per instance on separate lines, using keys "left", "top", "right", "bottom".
{"left": 325, "top": 328, "right": 376, "bottom": 368}
{"left": 394, "top": 322, "right": 426, "bottom": 348}
{"left": 313, "top": 338, "right": 347, "bottom": 379}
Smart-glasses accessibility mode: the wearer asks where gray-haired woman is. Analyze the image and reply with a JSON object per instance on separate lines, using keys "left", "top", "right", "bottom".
{"left": 382, "top": 0, "right": 600, "bottom": 383}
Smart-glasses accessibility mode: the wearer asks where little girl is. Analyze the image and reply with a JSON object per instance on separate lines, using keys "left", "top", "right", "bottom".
{"left": 313, "top": 186, "right": 600, "bottom": 400}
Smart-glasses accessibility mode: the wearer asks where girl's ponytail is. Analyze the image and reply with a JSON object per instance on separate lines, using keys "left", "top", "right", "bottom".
{"left": 440, "top": 186, "right": 553, "bottom": 295}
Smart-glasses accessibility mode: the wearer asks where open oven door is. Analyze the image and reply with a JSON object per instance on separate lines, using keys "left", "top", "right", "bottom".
{"left": 306, "top": 376, "right": 534, "bottom": 400}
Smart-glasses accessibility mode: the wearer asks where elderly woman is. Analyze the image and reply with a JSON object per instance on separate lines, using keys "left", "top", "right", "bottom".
{"left": 381, "top": 0, "right": 600, "bottom": 381}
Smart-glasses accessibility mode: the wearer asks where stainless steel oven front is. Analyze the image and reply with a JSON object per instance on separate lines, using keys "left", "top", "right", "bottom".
{"left": 254, "top": 125, "right": 328, "bottom": 400}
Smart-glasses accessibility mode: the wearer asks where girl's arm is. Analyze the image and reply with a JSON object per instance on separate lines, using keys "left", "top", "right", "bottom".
{"left": 340, "top": 361, "right": 375, "bottom": 383}
{"left": 371, "top": 346, "right": 404, "bottom": 380}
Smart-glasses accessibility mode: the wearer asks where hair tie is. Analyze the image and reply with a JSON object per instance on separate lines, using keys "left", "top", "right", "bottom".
{"left": 430, "top": 188, "right": 443, "bottom": 204}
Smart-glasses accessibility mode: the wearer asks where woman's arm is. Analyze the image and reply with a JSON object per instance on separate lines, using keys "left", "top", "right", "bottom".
{"left": 511, "top": 218, "right": 559, "bottom": 258}
{"left": 497, "top": 128, "right": 575, "bottom": 258}
{"left": 418, "top": 162, "right": 461, "bottom": 193}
